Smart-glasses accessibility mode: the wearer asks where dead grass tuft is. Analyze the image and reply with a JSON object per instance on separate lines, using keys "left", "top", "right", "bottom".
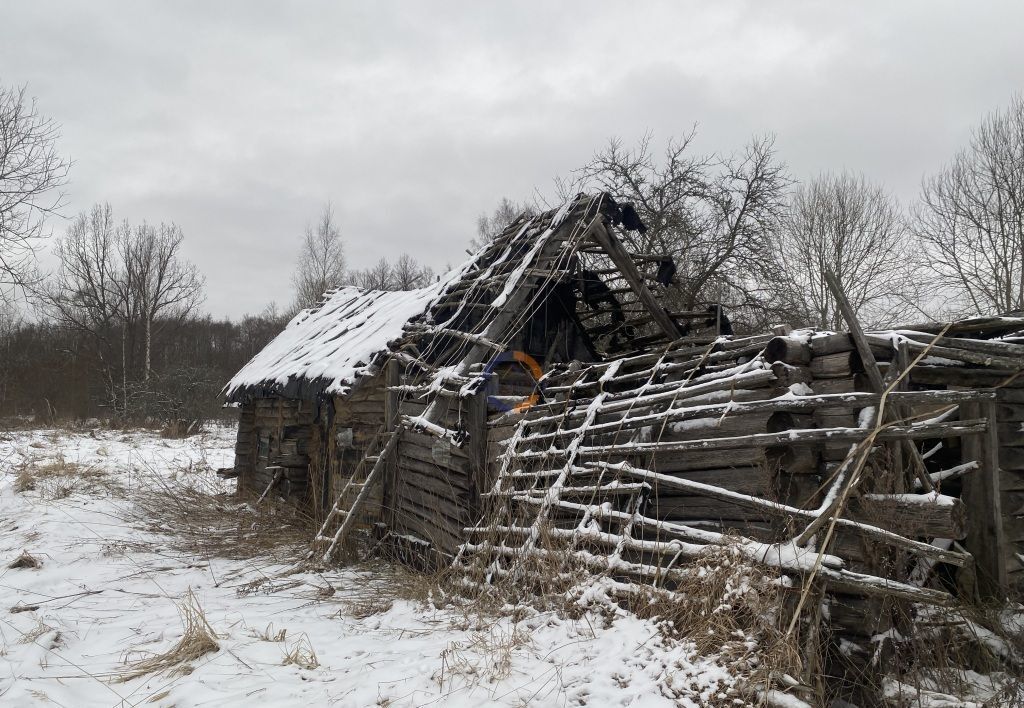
{"left": 8, "top": 550, "right": 41, "bottom": 569}
{"left": 281, "top": 633, "right": 319, "bottom": 670}
{"left": 250, "top": 623, "right": 288, "bottom": 642}
{"left": 118, "top": 589, "right": 219, "bottom": 682}
{"left": 345, "top": 595, "right": 394, "bottom": 619}
{"left": 11, "top": 455, "right": 109, "bottom": 499}
{"left": 13, "top": 468, "right": 36, "bottom": 493}
{"left": 19, "top": 618, "right": 56, "bottom": 645}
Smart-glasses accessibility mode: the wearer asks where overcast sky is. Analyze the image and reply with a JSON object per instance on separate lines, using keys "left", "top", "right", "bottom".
{"left": 3, "top": 1, "right": 1023, "bottom": 318}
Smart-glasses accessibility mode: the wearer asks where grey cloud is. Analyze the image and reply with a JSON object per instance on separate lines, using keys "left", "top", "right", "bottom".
{"left": 3, "top": 1, "right": 1023, "bottom": 317}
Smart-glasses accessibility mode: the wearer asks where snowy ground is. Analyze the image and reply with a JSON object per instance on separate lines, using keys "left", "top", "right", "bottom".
{"left": 0, "top": 426, "right": 739, "bottom": 708}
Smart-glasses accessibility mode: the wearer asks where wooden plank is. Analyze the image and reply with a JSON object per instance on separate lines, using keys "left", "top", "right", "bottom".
{"left": 961, "top": 401, "right": 1009, "bottom": 599}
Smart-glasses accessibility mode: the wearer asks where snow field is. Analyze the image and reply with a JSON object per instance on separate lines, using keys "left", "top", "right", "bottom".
{"left": 0, "top": 426, "right": 747, "bottom": 707}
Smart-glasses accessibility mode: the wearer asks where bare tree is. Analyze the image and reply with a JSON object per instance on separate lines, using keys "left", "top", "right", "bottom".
{"left": 351, "top": 257, "right": 395, "bottom": 291}
{"left": 45, "top": 204, "right": 205, "bottom": 416}
{"left": 121, "top": 221, "right": 205, "bottom": 382}
{"left": 775, "top": 172, "right": 913, "bottom": 329}
{"left": 916, "top": 96, "right": 1024, "bottom": 315}
{"left": 45, "top": 204, "right": 125, "bottom": 410}
{"left": 292, "top": 202, "right": 346, "bottom": 309}
{"left": 470, "top": 197, "right": 536, "bottom": 251}
{"left": 391, "top": 253, "right": 434, "bottom": 290}
{"left": 563, "top": 132, "right": 790, "bottom": 327}
{"left": 0, "top": 84, "right": 70, "bottom": 295}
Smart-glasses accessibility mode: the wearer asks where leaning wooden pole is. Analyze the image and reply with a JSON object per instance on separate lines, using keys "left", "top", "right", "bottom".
{"left": 823, "top": 271, "right": 934, "bottom": 492}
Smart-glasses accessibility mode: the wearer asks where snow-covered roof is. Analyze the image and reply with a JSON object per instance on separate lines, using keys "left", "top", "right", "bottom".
{"left": 225, "top": 284, "right": 444, "bottom": 401}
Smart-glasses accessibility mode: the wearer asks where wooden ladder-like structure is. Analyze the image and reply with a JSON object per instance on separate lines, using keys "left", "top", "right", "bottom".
{"left": 313, "top": 425, "right": 402, "bottom": 565}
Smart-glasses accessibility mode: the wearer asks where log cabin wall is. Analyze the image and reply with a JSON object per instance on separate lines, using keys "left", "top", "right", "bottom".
{"left": 236, "top": 397, "right": 315, "bottom": 501}
{"left": 317, "top": 373, "right": 388, "bottom": 527}
{"left": 475, "top": 329, "right": 1020, "bottom": 624}
{"left": 995, "top": 387, "right": 1024, "bottom": 595}
{"left": 388, "top": 388, "right": 488, "bottom": 556}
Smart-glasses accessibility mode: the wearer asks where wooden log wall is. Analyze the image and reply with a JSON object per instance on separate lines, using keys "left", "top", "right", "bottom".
{"left": 477, "top": 328, "right": 1019, "bottom": 616}
{"left": 237, "top": 397, "right": 315, "bottom": 501}
{"left": 322, "top": 374, "right": 387, "bottom": 526}
{"left": 390, "top": 390, "right": 480, "bottom": 555}
{"left": 996, "top": 387, "right": 1024, "bottom": 595}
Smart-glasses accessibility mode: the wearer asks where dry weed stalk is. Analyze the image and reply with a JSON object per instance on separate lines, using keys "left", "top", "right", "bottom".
{"left": 434, "top": 623, "right": 532, "bottom": 693}
{"left": 281, "top": 633, "right": 319, "bottom": 670}
{"left": 881, "top": 601, "right": 1024, "bottom": 706}
{"left": 13, "top": 467, "right": 36, "bottom": 493}
{"left": 118, "top": 589, "right": 219, "bottom": 682}
{"left": 251, "top": 623, "right": 288, "bottom": 642}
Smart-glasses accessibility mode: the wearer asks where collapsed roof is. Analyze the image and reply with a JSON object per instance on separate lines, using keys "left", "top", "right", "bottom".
{"left": 225, "top": 193, "right": 702, "bottom": 404}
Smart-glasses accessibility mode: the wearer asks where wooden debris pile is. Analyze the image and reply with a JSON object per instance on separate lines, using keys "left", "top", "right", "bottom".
{"left": 456, "top": 313, "right": 1024, "bottom": 698}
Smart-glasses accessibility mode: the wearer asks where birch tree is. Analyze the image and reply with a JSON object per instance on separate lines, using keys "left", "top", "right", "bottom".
{"left": 351, "top": 257, "right": 394, "bottom": 291}
{"left": 470, "top": 197, "right": 536, "bottom": 251}
{"left": 391, "top": 253, "right": 434, "bottom": 290}
{"left": 292, "top": 203, "right": 346, "bottom": 309}
{"left": 121, "top": 221, "right": 204, "bottom": 382}
{"left": 46, "top": 203, "right": 124, "bottom": 410}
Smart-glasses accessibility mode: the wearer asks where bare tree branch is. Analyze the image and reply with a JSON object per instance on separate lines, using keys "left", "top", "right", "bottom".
{"left": 0, "top": 84, "right": 70, "bottom": 296}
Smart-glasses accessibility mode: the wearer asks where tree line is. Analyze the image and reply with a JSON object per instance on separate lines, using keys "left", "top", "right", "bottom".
{"left": 3, "top": 81, "right": 1024, "bottom": 424}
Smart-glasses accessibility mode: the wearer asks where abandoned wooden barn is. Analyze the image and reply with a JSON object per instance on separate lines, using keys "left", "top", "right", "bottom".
{"left": 225, "top": 192, "right": 1024, "bottom": 650}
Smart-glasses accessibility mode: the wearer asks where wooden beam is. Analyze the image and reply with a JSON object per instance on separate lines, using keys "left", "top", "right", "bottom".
{"left": 961, "top": 401, "right": 1010, "bottom": 599}
{"left": 590, "top": 220, "right": 682, "bottom": 340}
{"left": 823, "top": 271, "right": 933, "bottom": 492}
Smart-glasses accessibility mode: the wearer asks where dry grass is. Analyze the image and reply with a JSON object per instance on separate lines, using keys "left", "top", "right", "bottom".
{"left": 281, "top": 633, "right": 319, "bottom": 670}
{"left": 883, "top": 601, "right": 1024, "bottom": 706}
{"left": 13, "top": 467, "right": 36, "bottom": 493}
{"left": 19, "top": 618, "right": 56, "bottom": 645}
{"left": 434, "top": 623, "right": 532, "bottom": 692}
{"left": 118, "top": 589, "right": 219, "bottom": 682}
{"left": 125, "top": 458, "right": 317, "bottom": 562}
{"left": 11, "top": 454, "right": 109, "bottom": 499}
{"left": 454, "top": 522, "right": 806, "bottom": 705}
{"left": 8, "top": 550, "right": 41, "bottom": 569}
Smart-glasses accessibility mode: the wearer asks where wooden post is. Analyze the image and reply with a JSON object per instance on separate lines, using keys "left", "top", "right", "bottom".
{"left": 961, "top": 400, "right": 1009, "bottom": 599}
{"left": 823, "top": 271, "right": 933, "bottom": 492}
{"left": 382, "top": 359, "right": 401, "bottom": 527}
{"left": 466, "top": 385, "right": 490, "bottom": 520}
{"left": 590, "top": 221, "right": 683, "bottom": 341}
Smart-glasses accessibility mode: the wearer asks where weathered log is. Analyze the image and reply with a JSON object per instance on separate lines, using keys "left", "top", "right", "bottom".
{"left": 653, "top": 466, "right": 773, "bottom": 495}
{"left": 768, "top": 446, "right": 819, "bottom": 475}
{"left": 649, "top": 496, "right": 771, "bottom": 522}
{"left": 532, "top": 419, "right": 991, "bottom": 459}
{"left": 770, "top": 363, "right": 813, "bottom": 387}
{"left": 811, "top": 376, "right": 868, "bottom": 394}
{"left": 592, "top": 461, "right": 970, "bottom": 566}
{"left": 811, "top": 351, "right": 862, "bottom": 378}
{"left": 909, "top": 366, "right": 1021, "bottom": 388}
{"left": 827, "top": 594, "right": 892, "bottom": 637}
{"left": 765, "top": 336, "right": 811, "bottom": 365}
{"left": 850, "top": 493, "right": 966, "bottom": 539}
{"left": 867, "top": 333, "right": 1024, "bottom": 370}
